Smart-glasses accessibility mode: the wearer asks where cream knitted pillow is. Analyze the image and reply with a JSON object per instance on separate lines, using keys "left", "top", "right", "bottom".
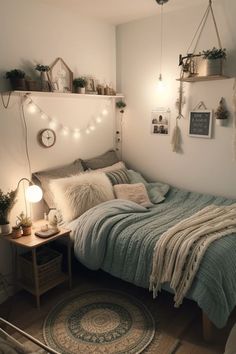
{"left": 114, "top": 183, "right": 153, "bottom": 208}
{"left": 50, "top": 172, "right": 114, "bottom": 222}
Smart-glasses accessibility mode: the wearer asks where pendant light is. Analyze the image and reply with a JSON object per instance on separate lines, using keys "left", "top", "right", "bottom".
{"left": 156, "top": 0, "right": 169, "bottom": 90}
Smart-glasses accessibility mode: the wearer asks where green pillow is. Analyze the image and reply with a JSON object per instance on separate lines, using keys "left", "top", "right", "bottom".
{"left": 127, "top": 170, "right": 169, "bottom": 204}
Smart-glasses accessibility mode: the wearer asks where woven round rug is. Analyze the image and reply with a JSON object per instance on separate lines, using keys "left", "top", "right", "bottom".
{"left": 43, "top": 289, "right": 155, "bottom": 354}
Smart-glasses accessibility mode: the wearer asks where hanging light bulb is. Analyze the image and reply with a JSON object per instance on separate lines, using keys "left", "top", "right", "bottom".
{"left": 61, "top": 126, "right": 69, "bottom": 136}
{"left": 85, "top": 128, "right": 90, "bottom": 134}
{"left": 156, "top": 0, "right": 169, "bottom": 90}
{"left": 90, "top": 124, "right": 96, "bottom": 131}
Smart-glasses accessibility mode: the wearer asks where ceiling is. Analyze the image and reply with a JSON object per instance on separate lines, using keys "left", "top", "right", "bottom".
{"left": 42, "top": 0, "right": 208, "bottom": 25}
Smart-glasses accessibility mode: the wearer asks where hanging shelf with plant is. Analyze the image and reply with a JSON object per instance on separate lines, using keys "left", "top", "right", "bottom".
{"left": 177, "top": 0, "right": 230, "bottom": 82}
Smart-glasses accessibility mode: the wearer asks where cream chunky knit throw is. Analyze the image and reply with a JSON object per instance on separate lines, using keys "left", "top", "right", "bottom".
{"left": 150, "top": 204, "right": 236, "bottom": 307}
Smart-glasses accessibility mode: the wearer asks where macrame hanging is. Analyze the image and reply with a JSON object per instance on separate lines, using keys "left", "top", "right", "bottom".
{"left": 171, "top": 81, "right": 185, "bottom": 153}
{"left": 233, "top": 80, "right": 236, "bottom": 161}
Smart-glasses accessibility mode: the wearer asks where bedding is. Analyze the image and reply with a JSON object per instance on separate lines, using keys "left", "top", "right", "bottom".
{"left": 70, "top": 186, "right": 236, "bottom": 329}
{"left": 114, "top": 183, "right": 153, "bottom": 207}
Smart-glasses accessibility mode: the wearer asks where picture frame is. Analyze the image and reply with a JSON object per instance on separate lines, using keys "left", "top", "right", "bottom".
{"left": 85, "top": 77, "right": 96, "bottom": 93}
{"left": 189, "top": 110, "right": 212, "bottom": 138}
{"left": 151, "top": 108, "right": 170, "bottom": 135}
{"left": 49, "top": 57, "right": 73, "bottom": 93}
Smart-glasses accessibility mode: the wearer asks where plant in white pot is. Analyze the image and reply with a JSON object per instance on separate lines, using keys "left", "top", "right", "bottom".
{"left": 0, "top": 189, "right": 17, "bottom": 235}
{"left": 202, "top": 47, "right": 226, "bottom": 76}
{"left": 73, "top": 77, "right": 87, "bottom": 94}
{"left": 215, "top": 97, "right": 229, "bottom": 126}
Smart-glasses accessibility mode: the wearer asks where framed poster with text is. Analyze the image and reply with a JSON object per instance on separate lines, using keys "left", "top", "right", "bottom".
{"left": 189, "top": 110, "right": 212, "bottom": 138}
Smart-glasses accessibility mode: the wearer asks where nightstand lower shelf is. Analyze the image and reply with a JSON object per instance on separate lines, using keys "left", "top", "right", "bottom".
{"left": 18, "top": 272, "right": 69, "bottom": 297}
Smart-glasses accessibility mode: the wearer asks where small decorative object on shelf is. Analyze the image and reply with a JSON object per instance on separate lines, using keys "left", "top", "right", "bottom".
{"left": 215, "top": 97, "right": 229, "bottom": 126}
{"left": 17, "top": 212, "right": 32, "bottom": 236}
{"left": 0, "top": 188, "right": 17, "bottom": 235}
{"left": 49, "top": 57, "right": 73, "bottom": 93}
{"left": 5, "top": 69, "right": 26, "bottom": 91}
{"left": 35, "top": 64, "right": 52, "bottom": 92}
{"left": 85, "top": 77, "right": 96, "bottom": 94}
{"left": 73, "top": 77, "right": 87, "bottom": 94}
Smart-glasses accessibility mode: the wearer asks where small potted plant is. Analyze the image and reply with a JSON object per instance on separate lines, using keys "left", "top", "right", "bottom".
{"left": 202, "top": 47, "right": 226, "bottom": 76}
{"left": 35, "top": 64, "right": 52, "bottom": 92}
{"left": 17, "top": 212, "right": 32, "bottom": 236}
{"left": 73, "top": 77, "right": 87, "bottom": 94}
{"left": 116, "top": 100, "right": 127, "bottom": 114}
{"left": 5, "top": 69, "right": 26, "bottom": 91}
{"left": 0, "top": 189, "right": 17, "bottom": 235}
{"left": 215, "top": 97, "right": 229, "bottom": 126}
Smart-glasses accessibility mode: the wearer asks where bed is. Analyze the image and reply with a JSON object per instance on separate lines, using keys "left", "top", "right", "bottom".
{"left": 34, "top": 150, "right": 236, "bottom": 341}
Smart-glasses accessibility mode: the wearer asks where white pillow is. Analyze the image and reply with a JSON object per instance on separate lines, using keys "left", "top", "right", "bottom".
{"left": 50, "top": 172, "right": 114, "bottom": 222}
{"left": 114, "top": 183, "right": 153, "bottom": 208}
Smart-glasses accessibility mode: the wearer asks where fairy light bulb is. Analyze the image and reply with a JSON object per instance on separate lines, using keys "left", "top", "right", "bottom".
{"left": 73, "top": 129, "right": 81, "bottom": 139}
{"left": 90, "top": 124, "right": 95, "bottom": 131}
{"left": 27, "top": 101, "right": 37, "bottom": 114}
{"left": 96, "top": 116, "right": 102, "bottom": 123}
{"left": 61, "top": 126, "right": 69, "bottom": 136}
{"left": 40, "top": 112, "right": 48, "bottom": 120}
{"left": 102, "top": 108, "right": 108, "bottom": 116}
{"left": 85, "top": 128, "right": 90, "bottom": 134}
{"left": 49, "top": 119, "right": 58, "bottom": 129}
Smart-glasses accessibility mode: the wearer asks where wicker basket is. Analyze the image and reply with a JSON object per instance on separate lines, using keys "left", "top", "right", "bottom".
{"left": 19, "top": 247, "right": 62, "bottom": 289}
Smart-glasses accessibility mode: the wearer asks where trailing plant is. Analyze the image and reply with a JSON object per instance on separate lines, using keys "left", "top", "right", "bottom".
{"left": 5, "top": 69, "right": 25, "bottom": 79}
{"left": 215, "top": 97, "right": 229, "bottom": 120}
{"left": 116, "top": 100, "right": 127, "bottom": 113}
{"left": 202, "top": 47, "right": 226, "bottom": 60}
{"left": 35, "top": 64, "right": 50, "bottom": 72}
{"left": 73, "top": 77, "right": 87, "bottom": 88}
{"left": 17, "top": 212, "right": 32, "bottom": 227}
{"left": 0, "top": 189, "right": 17, "bottom": 224}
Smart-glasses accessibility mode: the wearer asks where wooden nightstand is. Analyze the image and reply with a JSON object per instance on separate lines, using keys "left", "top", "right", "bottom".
{"left": 2, "top": 221, "right": 72, "bottom": 308}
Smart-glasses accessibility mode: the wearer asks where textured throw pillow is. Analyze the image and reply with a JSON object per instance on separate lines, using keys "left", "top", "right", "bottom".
{"left": 127, "top": 169, "right": 169, "bottom": 204}
{"left": 81, "top": 150, "right": 119, "bottom": 170}
{"left": 106, "top": 168, "right": 130, "bottom": 185}
{"left": 97, "top": 161, "right": 126, "bottom": 173}
{"left": 114, "top": 183, "right": 153, "bottom": 208}
{"left": 50, "top": 172, "right": 114, "bottom": 222}
{"left": 33, "top": 159, "right": 84, "bottom": 209}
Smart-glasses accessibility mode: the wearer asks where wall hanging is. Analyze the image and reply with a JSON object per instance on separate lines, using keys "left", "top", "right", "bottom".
{"left": 151, "top": 108, "right": 170, "bottom": 135}
{"left": 215, "top": 97, "right": 229, "bottom": 126}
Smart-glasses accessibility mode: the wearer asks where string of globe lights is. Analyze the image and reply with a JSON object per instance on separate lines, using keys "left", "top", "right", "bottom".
{"left": 23, "top": 94, "right": 110, "bottom": 139}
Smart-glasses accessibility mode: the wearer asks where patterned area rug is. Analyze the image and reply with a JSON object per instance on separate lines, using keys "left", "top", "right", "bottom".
{"left": 43, "top": 289, "right": 155, "bottom": 354}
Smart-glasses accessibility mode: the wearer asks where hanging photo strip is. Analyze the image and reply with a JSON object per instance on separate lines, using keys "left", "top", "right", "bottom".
{"left": 151, "top": 108, "right": 170, "bottom": 135}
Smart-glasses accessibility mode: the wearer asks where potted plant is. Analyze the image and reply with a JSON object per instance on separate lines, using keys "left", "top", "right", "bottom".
{"left": 0, "top": 189, "right": 17, "bottom": 235}
{"left": 202, "top": 47, "right": 226, "bottom": 76}
{"left": 17, "top": 212, "right": 32, "bottom": 236}
{"left": 35, "top": 64, "right": 52, "bottom": 92}
{"left": 73, "top": 77, "right": 87, "bottom": 94}
{"left": 215, "top": 97, "right": 229, "bottom": 126}
{"left": 5, "top": 69, "right": 26, "bottom": 91}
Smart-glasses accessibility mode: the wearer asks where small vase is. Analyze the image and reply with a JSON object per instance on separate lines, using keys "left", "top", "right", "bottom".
{"left": 0, "top": 223, "right": 11, "bottom": 235}
{"left": 10, "top": 78, "right": 26, "bottom": 91}
{"left": 216, "top": 119, "right": 227, "bottom": 127}
{"left": 40, "top": 72, "right": 51, "bottom": 92}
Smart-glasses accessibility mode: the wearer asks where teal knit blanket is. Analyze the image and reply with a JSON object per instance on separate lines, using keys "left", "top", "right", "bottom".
{"left": 71, "top": 187, "right": 236, "bottom": 328}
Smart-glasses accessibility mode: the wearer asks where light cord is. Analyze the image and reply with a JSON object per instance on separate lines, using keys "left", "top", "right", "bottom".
{"left": 0, "top": 92, "right": 12, "bottom": 109}
{"left": 159, "top": 4, "right": 163, "bottom": 75}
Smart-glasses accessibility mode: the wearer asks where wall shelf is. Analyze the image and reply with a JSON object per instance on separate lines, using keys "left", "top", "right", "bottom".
{"left": 176, "top": 75, "right": 231, "bottom": 83}
{"left": 4, "top": 90, "right": 124, "bottom": 99}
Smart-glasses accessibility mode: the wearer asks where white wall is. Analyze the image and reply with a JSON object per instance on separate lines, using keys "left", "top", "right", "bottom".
{"left": 117, "top": 0, "right": 236, "bottom": 199}
{"left": 0, "top": 0, "right": 116, "bottom": 286}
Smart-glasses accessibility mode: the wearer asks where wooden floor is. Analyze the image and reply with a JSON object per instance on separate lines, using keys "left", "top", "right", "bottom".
{"left": 0, "top": 265, "right": 235, "bottom": 354}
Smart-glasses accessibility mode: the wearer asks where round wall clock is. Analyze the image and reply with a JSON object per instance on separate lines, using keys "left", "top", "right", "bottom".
{"left": 38, "top": 129, "right": 56, "bottom": 148}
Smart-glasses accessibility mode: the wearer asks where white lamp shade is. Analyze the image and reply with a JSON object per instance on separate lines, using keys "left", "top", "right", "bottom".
{"left": 26, "top": 185, "right": 43, "bottom": 203}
